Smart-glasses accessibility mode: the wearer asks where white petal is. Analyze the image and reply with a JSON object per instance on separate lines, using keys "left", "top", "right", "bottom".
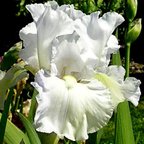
{"left": 106, "top": 65, "right": 125, "bottom": 83}
{"left": 51, "top": 32, "right": 96, "bottom": 78}
{"left": 32, "top": 69, "right": 114, "bottom": 141}
{"left": 59, "top": 4, "right": 85, "bottom": 20}
{"left": 105, "top": 35, "right": 120, "bottom": 65}
{"left": 121, "top": 77, "right": 141, "bottom": 106}
{"left": 51, "top": 35, "right": 84, "bottom": 76}
{"left": 74, "top": 12, "right": 124, "bottom": 69}
{"left": 95, "top": 73, "right": 125, "bottom": 108}
{"left": 26, "top": 3, "right": 46, "bottom": 22}
{"left": 36, "top": 6, "right": 74, "bottom": 70}
{"left": 95, "top": 71, "right": 141, "bottom": 107}
{"left": 19, "top": 22, "right": 39, "bottom": 70}
{"left": 20, "top": 3, "right": 74, "bottom": 71}
{"left": 107, "top": 35, "right": 120, "bottom": 52}
{"left": 45, "top": 1, "right": 59, "bottom": 10}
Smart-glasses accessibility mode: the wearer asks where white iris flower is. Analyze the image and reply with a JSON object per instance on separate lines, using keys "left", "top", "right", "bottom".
{"left": 19, "top": 1, "right": 141, "bottom": 141}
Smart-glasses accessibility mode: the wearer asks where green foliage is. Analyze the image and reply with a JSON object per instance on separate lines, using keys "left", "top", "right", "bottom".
{"left": 0, "top": 42, "right": 22, "bottom": 71}
{"left": 0, "top": 65, "right": 28, "bottom": 109}
{"left": 0, "top": 113, "right": 30, "bottom": 144}
{"left": 18, "top": 113, "right": 41, "bottom": 144}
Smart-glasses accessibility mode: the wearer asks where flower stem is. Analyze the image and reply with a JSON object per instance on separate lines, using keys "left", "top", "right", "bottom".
{"left": 125, "top": 42, "right": 131, "bottom": 77}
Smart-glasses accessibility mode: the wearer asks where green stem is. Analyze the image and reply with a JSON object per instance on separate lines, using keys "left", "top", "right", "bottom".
{"left": 125, "top": 42, "right": 131, "bottom": 77}
{"left": 0, "top": 88, "right": 14, "bottom": 144}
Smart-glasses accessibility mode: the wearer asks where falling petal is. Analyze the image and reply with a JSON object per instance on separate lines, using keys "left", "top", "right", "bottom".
{"left": 31, "top": 69, "right": 114, "bottom": 141}
{"left": 121, "top": 77, "right": 141, "bottom": 106}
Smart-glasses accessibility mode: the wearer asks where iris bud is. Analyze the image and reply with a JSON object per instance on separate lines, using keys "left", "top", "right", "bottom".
{"left": 125, "top": 18, "right": 142, "bottom": 43}
{"left": 126, "top": 0, "right": 137, "bottom": 21}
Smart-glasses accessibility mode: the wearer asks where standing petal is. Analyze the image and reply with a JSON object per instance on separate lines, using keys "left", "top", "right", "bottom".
{"left": 19, "top": 22, "right": 39, "bottom": 70}
{"left": 74, "top": 12, "right": 124, "bottom": 69}
{"left": 51, "top": 32, "right": 96, "bottom": 78}
{"left": 36, "top": 5, "right": 74, "bottom": 70}
{"left": 59, "top": 4, "right": 85, "bottom": 20}
{"left": 20, "top": 2, "right": 74, "bottom": 71}
{"left": 26, "top": 3, "right": 46, "bottom": 22}
{"left": 32, "top": 69, "right": 114, "bottom": 141}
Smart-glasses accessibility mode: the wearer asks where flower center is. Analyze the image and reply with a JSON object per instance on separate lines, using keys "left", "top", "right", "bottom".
{"left": 63, "top": 75, "right": 77, "bottom": 89}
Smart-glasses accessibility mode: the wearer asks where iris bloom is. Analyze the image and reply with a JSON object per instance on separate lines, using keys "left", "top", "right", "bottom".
{"left": 19, "top": 1, "right": 141, "bottom": 141}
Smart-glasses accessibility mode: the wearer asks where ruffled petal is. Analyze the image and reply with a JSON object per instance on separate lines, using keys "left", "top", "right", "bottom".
{"left": 36, "top": 5, "right": 74, "bottom": 70}
{"left": 20, "top": 2, "right": 124, "bottom": 76}
{"left": 20, "top": 2, "right": 74, "bottom": 71}
{"left": 51, "top": 32, "right": 96, "bottom": 78}
{"left": 26, "top": 3, "right": 46, "bottom": 22}
{"left": 59, "top": 4, "right": 85, "bottom": 20}
{"left": 19, "top": 22, "right": 39, "bottom": 70}
{"left": 51, "top": 33, "right": 84, "bottom": 76}
{"left": 106, "top": 65, "right": 125, "bottom": 83}
{"left": 105, "top": 65, "right": 141, "bottom": 106}
{"left": 96, "top": 66, "right": 141, "bottom": 107}
{"left": 121, "top": 77, "right": 141, "bottom": 106}
{"left": 74, "top": 12, "right": 124, "bottom": 69}
{"left": 32, "top": 69, "right": 114, "bottom": 141}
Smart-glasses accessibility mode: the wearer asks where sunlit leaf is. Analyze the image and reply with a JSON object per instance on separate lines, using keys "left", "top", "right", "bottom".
{"left": 0, "top": 42, "right": 22, "bottom": 71}
{"left": 0, "top": 113, "right": 30, "bottom": 144}
{"left": 0, "top": 65, "right": 28, "bottom": 109}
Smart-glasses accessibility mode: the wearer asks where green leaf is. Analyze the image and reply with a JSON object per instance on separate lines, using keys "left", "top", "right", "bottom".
{"left": 115, "top": 102, "right": 135, "bottom": 144}
{"left": 0, "top": 42, "right": 22, "bottom": 71}
{"left": 0, "top": 113, "right": 30, "bottom": 144}
{"left": 18, "top": 113, "right": 41, "bottom": 144}
{"left": 0, "top": 65, "right": 28, "bottom": 109}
